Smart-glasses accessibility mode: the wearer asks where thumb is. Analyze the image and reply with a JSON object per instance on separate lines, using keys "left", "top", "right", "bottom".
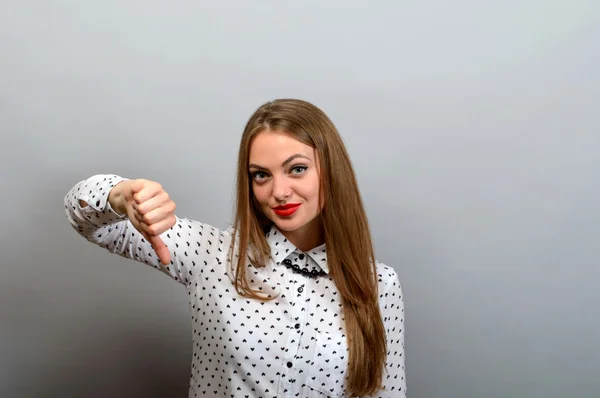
{"left": 148, "top": 234, "right": 171, "bottom": 265}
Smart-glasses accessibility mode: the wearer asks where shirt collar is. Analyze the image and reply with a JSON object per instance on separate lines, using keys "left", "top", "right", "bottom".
{"left": 265, "top": 225, "right": 329, "bottom": 274}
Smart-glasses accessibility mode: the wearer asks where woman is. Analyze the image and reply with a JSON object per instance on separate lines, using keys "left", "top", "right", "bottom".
{"left": 64, "top": 99, "right": 405, "bottom": 397}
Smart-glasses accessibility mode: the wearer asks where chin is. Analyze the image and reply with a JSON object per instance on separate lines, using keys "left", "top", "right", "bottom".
{"left": 265, "top": 211, "right": 301, "bottom": 231}
{"left": 271, "top": 218, "right": 304, "bottom": 232}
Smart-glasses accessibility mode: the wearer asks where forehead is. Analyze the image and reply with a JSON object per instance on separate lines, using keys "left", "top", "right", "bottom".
{"left": 249, "top": 130, "right": 314, "bottom": 162}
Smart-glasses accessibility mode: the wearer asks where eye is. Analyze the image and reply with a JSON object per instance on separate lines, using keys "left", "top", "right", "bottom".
{"left": 290, "top": 165, "right": 308, "bottom": 175}
{"left": 251, "top": 171, "right": 269, "bottom": 182}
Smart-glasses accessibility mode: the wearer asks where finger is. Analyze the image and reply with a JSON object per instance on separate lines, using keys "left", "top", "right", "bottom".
{"left": 136, "top": 191, "right": 171, "bottom": 216}
{"left": 149, "top": 235, "right": 171, "bottom": 265}
{"left": 128, "top": 205, "right": 144, "bottom": 224}
{"left": 139, "top": 230, "right": 169, "bottom": 264}
{"left": 139, "top": 230, "right": 154, "bottom": 246}
{"left": 140, "top": 202, "right": 175, "bottom": 226}
{"left": 131, "top": 203, "right": 149, "bottom": 224}
{"left": 125, "top": 203, "right": 143, "bottom": 227}
{"left": 133, "top": 183, "right": 163, "bottom": 204}
{"left": 140, "top": 216, "right": 176, "bottom": 237}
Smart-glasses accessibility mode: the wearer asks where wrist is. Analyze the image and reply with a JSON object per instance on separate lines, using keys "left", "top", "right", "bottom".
{"left": 108, "top": 181, "right": 128, "bottom": 216}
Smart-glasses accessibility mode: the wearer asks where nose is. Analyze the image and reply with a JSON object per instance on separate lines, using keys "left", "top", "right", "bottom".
{"left": 272, "top": 175, "right": 291, "bottom": 201}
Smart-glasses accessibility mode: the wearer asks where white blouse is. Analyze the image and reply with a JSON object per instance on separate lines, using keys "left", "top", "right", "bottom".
{"left": 64, "top": 174, "right": 406, "bottom": 398}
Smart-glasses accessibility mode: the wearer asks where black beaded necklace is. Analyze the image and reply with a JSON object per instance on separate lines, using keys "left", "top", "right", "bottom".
{"left": 281, "top": 258, "right": 327, "bottom": 278}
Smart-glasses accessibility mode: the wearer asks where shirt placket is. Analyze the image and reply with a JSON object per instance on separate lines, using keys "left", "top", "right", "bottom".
{"left": 277, "top": 254, "right": 310, "bottom": 396}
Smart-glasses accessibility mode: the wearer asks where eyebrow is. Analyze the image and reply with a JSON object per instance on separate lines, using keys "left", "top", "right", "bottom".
{"left": 249, "top": 154, "right": 311, "bottom": 170}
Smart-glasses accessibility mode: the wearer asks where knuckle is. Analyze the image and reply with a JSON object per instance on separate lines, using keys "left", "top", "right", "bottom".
{"left": 146, "top": 224, "right": 158, "bottom": 235}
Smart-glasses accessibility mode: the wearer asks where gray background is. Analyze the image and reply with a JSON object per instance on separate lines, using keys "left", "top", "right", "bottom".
{"left": 1, "top": 1, "right": 599, "bottom": 397}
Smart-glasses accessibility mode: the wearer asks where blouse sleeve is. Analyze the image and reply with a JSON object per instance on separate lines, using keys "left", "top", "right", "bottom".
{"left": 63, "top": 174, "right": 230, "bottom": 286}
{"left": 364, "top": 264, "right": 407, "bottom": 398}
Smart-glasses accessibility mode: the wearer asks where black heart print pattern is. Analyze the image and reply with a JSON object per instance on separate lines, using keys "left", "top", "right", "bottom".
{"left": 64, "top": 174, "right": 406, "bottom": 397}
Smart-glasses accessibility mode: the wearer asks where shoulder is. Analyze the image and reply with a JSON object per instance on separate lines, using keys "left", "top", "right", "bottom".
{"left": 375, "top": 260, "right": 403, "bottom": 299}
{"left": 375, "top": 260, "right": 401, "bottom": 288}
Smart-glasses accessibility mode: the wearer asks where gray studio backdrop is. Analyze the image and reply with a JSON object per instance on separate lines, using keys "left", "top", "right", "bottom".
{"left": 1, "top": 1, "right": 599, "bottom": 397}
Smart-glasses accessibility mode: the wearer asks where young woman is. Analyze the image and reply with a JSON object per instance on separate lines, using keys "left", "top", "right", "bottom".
{"left": 64, "top": 99, "right": 405, "bottom": 397}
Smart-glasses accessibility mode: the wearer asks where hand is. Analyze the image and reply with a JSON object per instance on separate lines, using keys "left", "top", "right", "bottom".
{"left": 111, "top": 179, "right": 177, "bottom": 265}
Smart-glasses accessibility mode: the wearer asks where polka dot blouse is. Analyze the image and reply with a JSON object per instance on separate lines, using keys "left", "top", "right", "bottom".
{"left": 64, "top": 174, "right": 406, "bottom": 398}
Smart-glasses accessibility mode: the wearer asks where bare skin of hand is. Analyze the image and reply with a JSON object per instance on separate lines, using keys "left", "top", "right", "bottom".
{"left": 107, "top": 179, "right": 177, "bottom": 265}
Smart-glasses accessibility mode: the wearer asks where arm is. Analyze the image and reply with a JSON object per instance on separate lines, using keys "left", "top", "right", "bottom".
{"left": 64, "top": 174, "right": 229, "bottom": 285}
{"left": 364, "top": 265, "right": 407, "bottom": 398}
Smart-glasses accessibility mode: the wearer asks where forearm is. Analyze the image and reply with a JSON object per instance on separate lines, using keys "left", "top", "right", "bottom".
{"left": 75, "top": 179, "right": 128, "bottom": 215}
{"left": 64, "top": 173, "right": 224, "bottom": 285}
{"left": 64, "top": 175, "right": 129, "bottom": 236}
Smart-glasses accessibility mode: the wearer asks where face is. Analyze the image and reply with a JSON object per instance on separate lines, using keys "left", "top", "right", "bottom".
{"left": 249, "top": 130, "right": 323, "bottom": 246}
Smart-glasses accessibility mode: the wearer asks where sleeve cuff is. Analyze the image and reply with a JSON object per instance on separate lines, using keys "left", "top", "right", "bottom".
{"left": 77, "top": 174, "right": 130, "bottom": 224}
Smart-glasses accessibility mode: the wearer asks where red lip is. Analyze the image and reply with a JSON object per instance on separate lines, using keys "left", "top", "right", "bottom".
{"left": 273, "top": 203, "right": 301, "bottom": 210}
{"left": 272, "top": 203, "right": 301, "bottom": 217}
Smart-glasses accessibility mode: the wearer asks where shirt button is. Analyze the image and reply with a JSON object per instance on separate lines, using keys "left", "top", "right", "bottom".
{"left": 299, "top": 253, "right": 305, "bottom": 260}
{"left": 287, "top": 361, "right": 293, "bottom": 368}
{"left": 295, "top": 323, "right": 300, "bottom": 329}
{"left": 297, "top": 286, "right": 303, "bottom": 293}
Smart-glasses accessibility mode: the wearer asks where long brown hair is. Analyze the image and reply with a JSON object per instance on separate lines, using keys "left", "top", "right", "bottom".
{"left": 229, "top": 98, "right": 387, "bottom": 396}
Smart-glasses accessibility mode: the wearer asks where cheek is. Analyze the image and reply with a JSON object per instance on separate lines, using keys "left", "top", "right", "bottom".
{"left": 252, "top": 184, "right": 270, "bottom": 206}
{"left": 305, "top": 175, "right": 321, "bottom": 204}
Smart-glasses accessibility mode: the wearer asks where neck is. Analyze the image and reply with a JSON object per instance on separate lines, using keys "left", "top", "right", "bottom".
{"left": 279, "top": 218, "right": 325, "bottom": 252}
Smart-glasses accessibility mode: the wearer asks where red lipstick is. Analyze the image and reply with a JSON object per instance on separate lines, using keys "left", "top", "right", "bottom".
{"left": 272, "top": 203, "right": 301, "bottom": 217}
